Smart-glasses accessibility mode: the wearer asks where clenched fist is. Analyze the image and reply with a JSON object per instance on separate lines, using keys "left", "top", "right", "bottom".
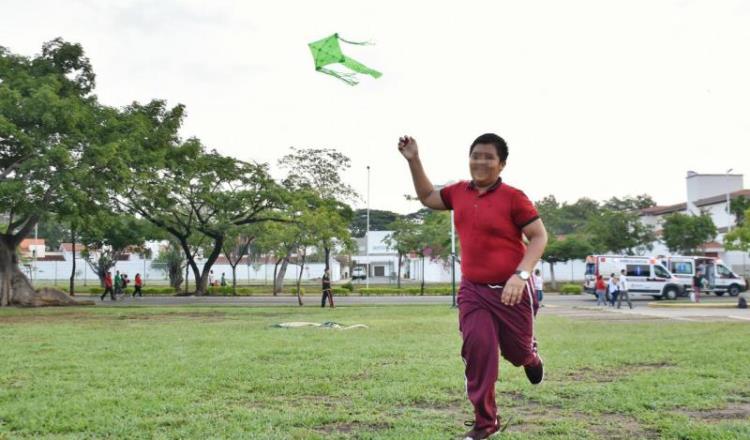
{"left": 397, "top": 135, "right": 419, "bottom": 161}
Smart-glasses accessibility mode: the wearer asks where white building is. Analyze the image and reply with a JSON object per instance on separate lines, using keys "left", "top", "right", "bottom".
{"left": 351, "top": 230, "right": 460, "bottom": 283}
{"left": 640, "top": 171, "right": 750, "bottom": 274}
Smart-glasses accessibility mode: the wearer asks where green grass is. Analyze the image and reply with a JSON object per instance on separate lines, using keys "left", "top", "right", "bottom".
{"left": 1, "top": 306, "right": 749, "bottom": 439}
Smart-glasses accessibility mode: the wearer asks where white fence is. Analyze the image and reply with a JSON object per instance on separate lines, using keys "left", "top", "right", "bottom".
{"left": 22, "top": 258, "right": 341, "bottom": 284}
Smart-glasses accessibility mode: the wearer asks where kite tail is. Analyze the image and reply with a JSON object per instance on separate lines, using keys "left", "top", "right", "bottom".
{"left": 337, "top": 35, "right": 374, "bottom": 46}
{"left": 318, "top": 67, "right": 360, "bottom": 86}
{"left": 341, "top": 56, "right": 382, "bottom": 79}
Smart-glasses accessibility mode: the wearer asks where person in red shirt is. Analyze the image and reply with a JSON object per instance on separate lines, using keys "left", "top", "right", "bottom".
{"left": 100, "top": 271, "right": 115, "bottom": 301}
{"left": 132, "top": 273, "right": 143, "bottom": 298}
{"left": 399, "top": 133, "right": 548, "bottom": 439}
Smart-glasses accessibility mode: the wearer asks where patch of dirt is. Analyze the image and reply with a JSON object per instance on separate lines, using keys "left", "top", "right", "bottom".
{"left": 555, "top": 361, "right": 675, "bottom": 383}
{"left": 492, "top": 391, "right": 659, "bottom": 439}
{"left": 315, "top": 421, "right": 392, "bottom": 435}
{"left": 679, "top": 402, "right": 750, "bottom": 422}
{"left": 584, "top": 412, "right": 659, "bottom": 440}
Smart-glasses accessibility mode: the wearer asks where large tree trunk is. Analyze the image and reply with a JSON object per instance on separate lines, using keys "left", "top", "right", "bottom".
{"left": 231, "top": 264, "right": 237, "bottom": 295}
{"left": 0, "top": 235, "right": 84, "bottom": 307}
{"left": 195, "top": 237, "right": 224, "bottom": 296}
{"left": 273, "top": 257, "right": 282, "bottom": 296}
{"left": 324, "top": 245, "right": 331, "bottom": 273}
{"left": 69, "top": 226, "right": 76, "bottom": 296}
{"left": 296, "top": 250, "right": 306, "bottom": 306}
{"left": 275, "top": 257, "right": 289, "bottom": 294}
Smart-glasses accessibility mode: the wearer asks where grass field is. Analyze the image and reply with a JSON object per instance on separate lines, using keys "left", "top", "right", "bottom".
{"left": 1, "top": 305, "right": 749, "bottom": 439}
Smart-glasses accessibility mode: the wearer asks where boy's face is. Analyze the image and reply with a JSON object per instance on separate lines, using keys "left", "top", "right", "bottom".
{"left": 469, "top": 144, "right": 505, "bottom": 186}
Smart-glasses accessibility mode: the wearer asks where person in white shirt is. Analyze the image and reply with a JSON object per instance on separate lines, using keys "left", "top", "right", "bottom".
{"left": 533, "top": 269, "right": 544, "bottom": 307}
{"left": 617, "top": 269, "right": 632, "bottom": 309}
{"left": 607, "top": 274, "right": 619, "bottom": 307}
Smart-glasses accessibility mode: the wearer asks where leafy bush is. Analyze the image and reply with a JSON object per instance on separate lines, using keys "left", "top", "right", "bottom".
{"left": 341, "top": 281, "right": 354, "bottom": 292}
{"left": 560, "top": 284, "right": 583, "bottom": 295}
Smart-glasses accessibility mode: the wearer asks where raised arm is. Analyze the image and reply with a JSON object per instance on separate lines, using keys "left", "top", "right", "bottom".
{"left": 397, "top": 135, "right": 447, "bottom": 210}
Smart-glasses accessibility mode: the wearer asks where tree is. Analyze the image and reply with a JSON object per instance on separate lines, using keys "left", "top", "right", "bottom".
{"left": 383, "top": 217, "right": 419, "bottom": 289}
{"left": 0, "top": 39, "right": 100, "bottom": 306}
{"left": 221, "top": 226, "right": 256, "bottom": 294}
{"left": 724, "top": 209, "right": 750, "bottom": 253}
{"left": 351, "top": 209, "right": 401, "bottom": 238}
{"left": 278, "top": 147, "right": 357, "bottom": 272}
{"left": 79, "top": 213, "right": 153, "bottom": 286}
{"left": 587, "top": 209, "right": 656, "bottom": 255}
{"left": 153, "top": 239, "right": 186, "bottom": 289}
{"left": 729, "top": 196, "right": 750, "bottom": 227}
{"left": 602, "top": 194, "right": 656, "bottom": 212}
{"left": 535, "top": 196, "right": 601, "bottom": 236}
{"left": 541, "top": 235, "right": 593, "bottom": 290}
{"left": 113, "top": 111, "right": 289, "bottom": 296}
{"left": 661, "top": 212, "right": 717, "bottom": 255}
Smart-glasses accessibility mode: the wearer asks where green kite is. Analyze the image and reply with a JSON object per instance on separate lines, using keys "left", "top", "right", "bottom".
{"left": 308, "top": 33, "right": 382, "bottom": 86}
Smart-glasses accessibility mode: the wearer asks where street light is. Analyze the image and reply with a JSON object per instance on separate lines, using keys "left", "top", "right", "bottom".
{"left": 366, "top": 165, "right": 370, "bottom": 289}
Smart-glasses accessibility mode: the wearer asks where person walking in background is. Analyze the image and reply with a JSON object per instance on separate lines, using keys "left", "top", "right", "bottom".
{"left": 114, "top": 271, "right": 122, "bottom": 297}
{"left": 617, "top": 269, "right": 632, "bottom": 309}
{"left": 595, "top": 274, "right": 607, "bottom": 306}
{"left": 692, "top": 269, "right": 705, "bottom": 303}
{"left": 533, "top": 269, "right": 544, "bottom": 307}
{"left": 221, "top": 273, "right": 227, "bottom": 287}
{"left": 100, "top": 271, "right": 115, "bottom": 301}
{"left": 321, "top": 269, "right": 334, "bottom": 308}
{"left": 133, "top": 273, "right": 143, "bottom": 297}
{"left": 608, "top": 273, "right": 619, "bottom": 307}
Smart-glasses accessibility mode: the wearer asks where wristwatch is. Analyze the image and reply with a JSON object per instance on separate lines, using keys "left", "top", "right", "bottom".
{"left": 515, "top": 270, "right": 530, "bottom": 281}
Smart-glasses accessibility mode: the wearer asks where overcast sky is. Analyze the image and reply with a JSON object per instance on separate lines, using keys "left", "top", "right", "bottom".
{"left": 2, "top": 0, "right": 749, "bottom": 213}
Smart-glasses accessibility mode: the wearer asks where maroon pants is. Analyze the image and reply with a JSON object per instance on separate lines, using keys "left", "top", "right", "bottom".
{"left": 458, "top": 278, "right": 540, "bottom": 429}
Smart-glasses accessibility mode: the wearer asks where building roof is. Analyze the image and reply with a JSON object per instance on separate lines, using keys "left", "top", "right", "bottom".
{"left": 214, "top": 256, "right": 252, "bottom": 265}
{"left": 640, "top": 203, "right": 687, "bottom": 216}
{"left": 694, "top": 189, "right": 750, "bottom": 208}
{"left": 60, "top": 243, "right": 87, "bottom": 253}
{"left": 640, "top": 189, "right": 750, "bottom": 216}
{"left": 19, "top": 238, "right": 45, "bottom": 250}
{"left": 36, "top": 254, "right": 66, "bottom": 262}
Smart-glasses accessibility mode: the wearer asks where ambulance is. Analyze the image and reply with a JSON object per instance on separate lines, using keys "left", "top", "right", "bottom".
{"left": 656, "top": 256, "right": 747, "bottom": 297}
{"left": 584, "top": 255, "right": 685, "bottom": 300}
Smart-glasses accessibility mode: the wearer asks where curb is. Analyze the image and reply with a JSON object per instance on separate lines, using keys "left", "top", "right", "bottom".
{"left": 647, "top": 302, "right": 740, "bottom": 309}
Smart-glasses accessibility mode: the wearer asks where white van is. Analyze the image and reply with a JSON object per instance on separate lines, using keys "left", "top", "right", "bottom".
{"left": 584, "top": 255, "right": 685, "bottom": 300}
{"left": 657, "top": 256, "right": 747, "bottom": 297}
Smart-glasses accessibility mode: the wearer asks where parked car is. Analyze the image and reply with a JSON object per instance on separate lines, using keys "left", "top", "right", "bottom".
{"left": 351, "top": 267, "right": 367, "bottom": 280}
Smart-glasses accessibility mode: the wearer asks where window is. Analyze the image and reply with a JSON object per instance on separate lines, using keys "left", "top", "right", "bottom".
{"left": 653, "top": 265, "right": 671, "bottom": 279}
{"left": 626, "top": 264, "right": 650, "bottom": 277}
{"left": 670, "top": 262, "right": 693, "bottom": 275}
{"left": 585, "top": 263, "right": 596, "bottom": 275}
{"left": 374, "top": 266, "right": 385, "bottom": 277}
{"left": 717, "top": 265, "right": 734, "bottom": 279}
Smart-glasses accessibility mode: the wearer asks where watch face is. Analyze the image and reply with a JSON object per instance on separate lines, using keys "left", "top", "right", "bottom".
{"left": 517, "top": 270, "right": 530, "bottom": 280}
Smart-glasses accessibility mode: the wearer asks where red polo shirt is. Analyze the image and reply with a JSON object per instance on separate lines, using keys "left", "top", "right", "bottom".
{"left": 440, "top": 178, "right": 539, "bottom": 284}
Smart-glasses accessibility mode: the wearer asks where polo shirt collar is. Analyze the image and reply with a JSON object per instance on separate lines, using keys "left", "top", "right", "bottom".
{"left": 468, "top": 177, "right": 503, "bottom": 194}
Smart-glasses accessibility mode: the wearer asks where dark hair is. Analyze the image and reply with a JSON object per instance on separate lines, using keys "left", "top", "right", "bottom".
{"left": 469, "top": 133, "right": 508, "bottom": 162}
